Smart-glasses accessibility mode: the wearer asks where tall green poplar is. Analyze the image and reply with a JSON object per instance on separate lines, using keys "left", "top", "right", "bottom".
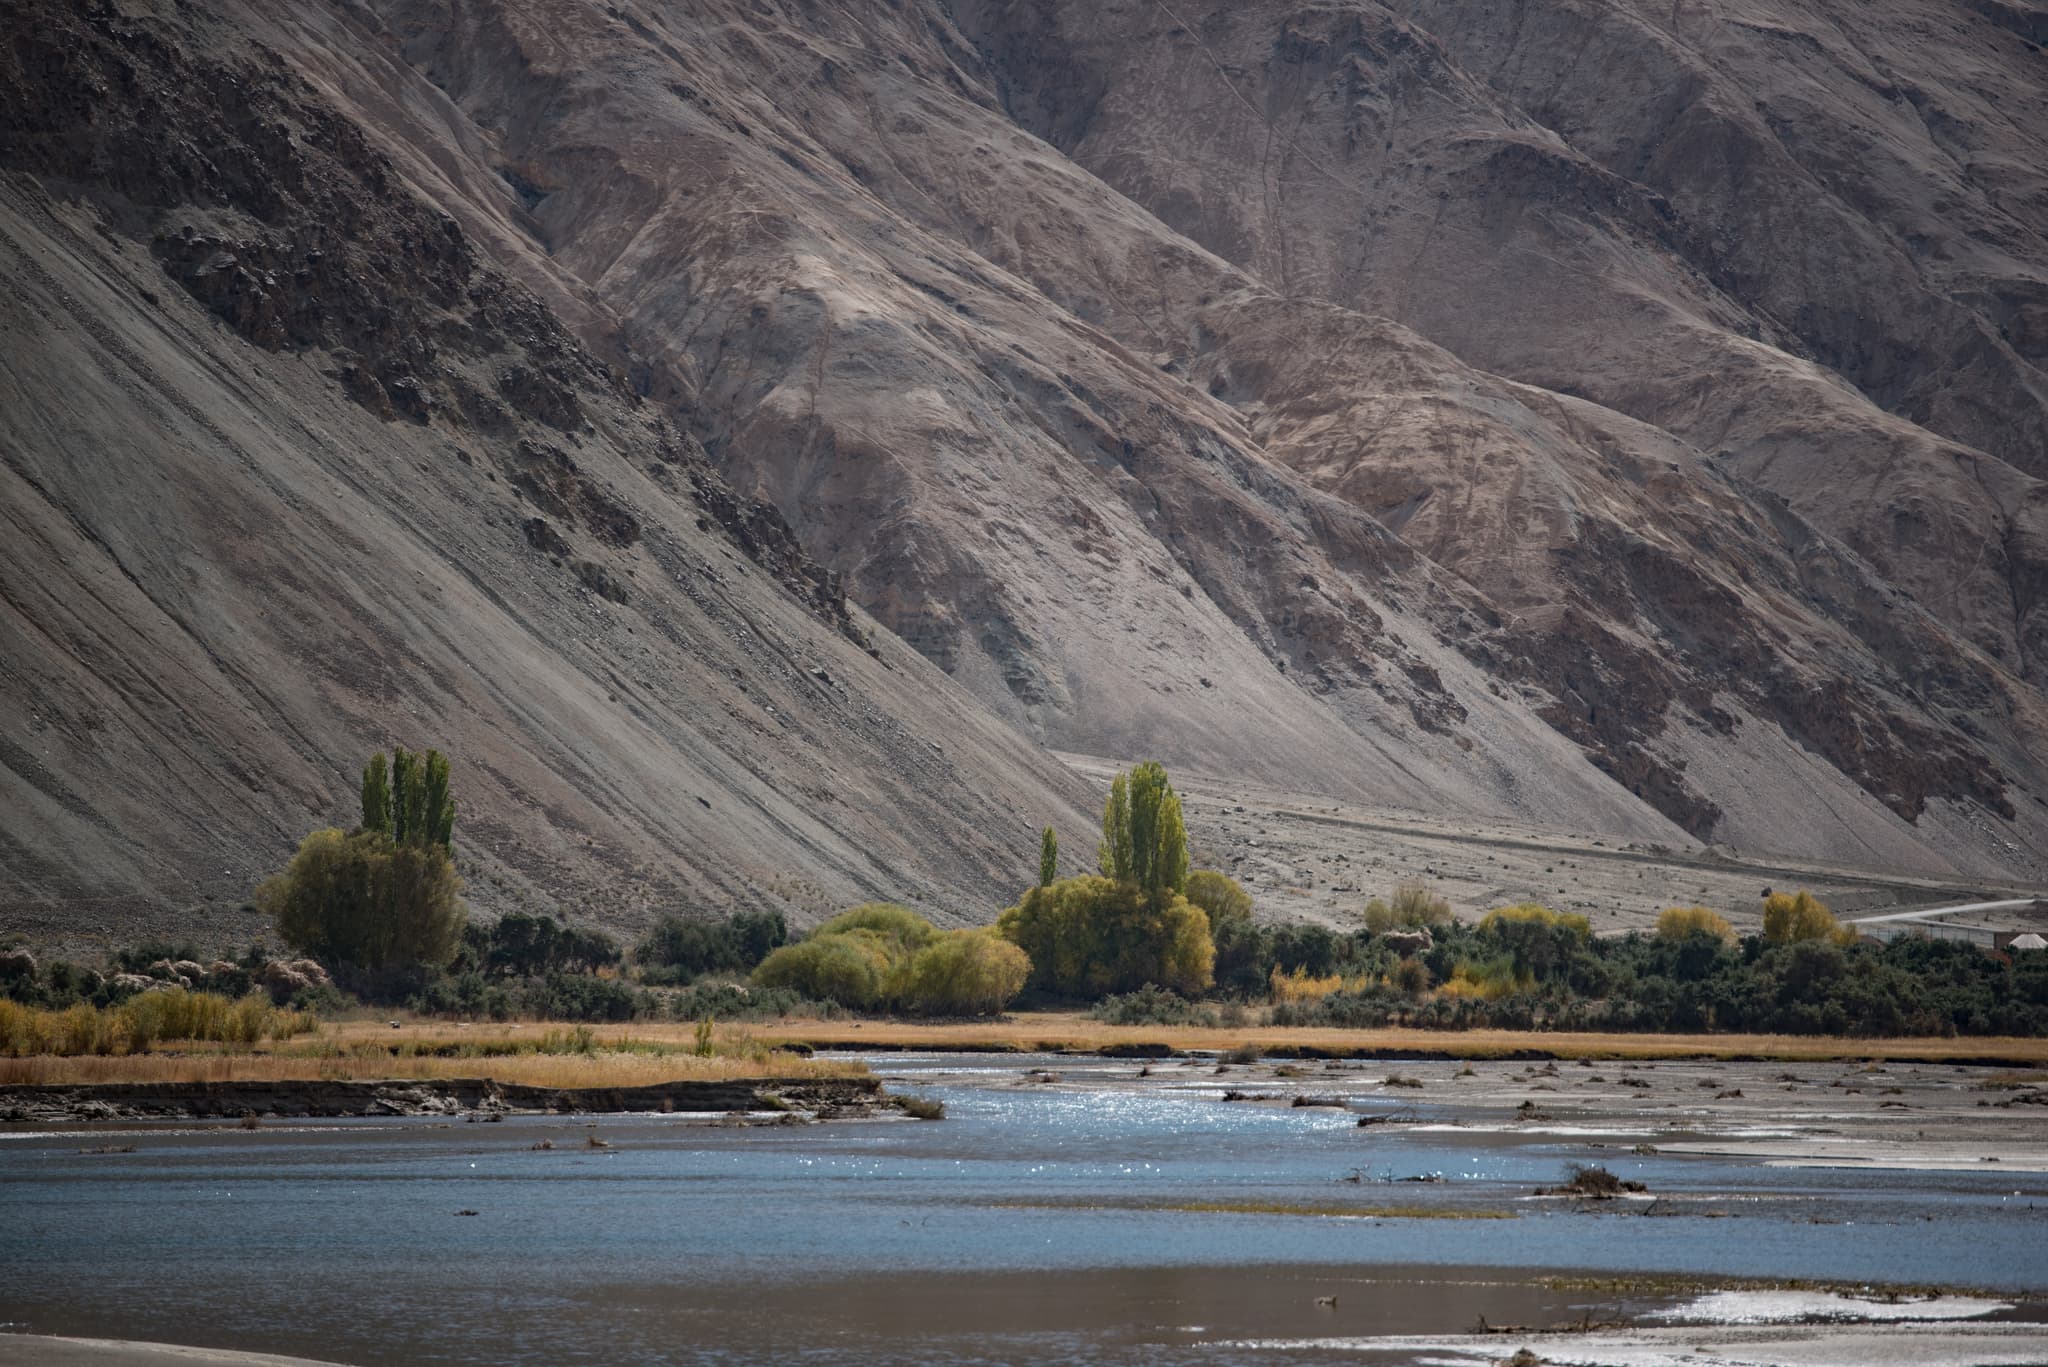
{"left": 360, "top": 753, "right": 392, "bottom": 836}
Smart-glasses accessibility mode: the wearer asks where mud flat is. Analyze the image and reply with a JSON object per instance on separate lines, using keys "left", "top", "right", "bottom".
{"left": 0, "top": 1075, "right": 884, "bottom": 1123}
{"left": 0, "top": 1339, "right": 347, "bottom": 1367}
{"left": 990, "top": 1049, "right": 2048, "bottom": 1176}
{"left": 1235, "top": 1322, "right": 2048, "bottom": 1366}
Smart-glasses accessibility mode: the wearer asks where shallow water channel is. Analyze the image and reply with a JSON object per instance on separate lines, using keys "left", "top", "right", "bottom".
{"left": 2, "top": 1052, "right": 2044, "bottom": 1364}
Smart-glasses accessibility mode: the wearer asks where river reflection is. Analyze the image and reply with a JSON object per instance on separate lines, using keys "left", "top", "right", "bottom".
{"left": 1, "top": 1052, "right": 2043, "bottom": 1364}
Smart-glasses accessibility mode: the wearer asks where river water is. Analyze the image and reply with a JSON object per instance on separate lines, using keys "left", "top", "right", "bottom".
{"left": 2, "top": 1053, "right": 2044, "bottom": 1364}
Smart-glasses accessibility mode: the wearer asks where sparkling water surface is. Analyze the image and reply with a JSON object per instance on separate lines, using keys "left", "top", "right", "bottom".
{"left": 1, "top": 1053, "right": 2042, "bottom": 1365}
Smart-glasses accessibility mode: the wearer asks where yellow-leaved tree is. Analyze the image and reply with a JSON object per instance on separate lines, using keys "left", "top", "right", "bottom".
{"left": 1762, "top": 890, "right": 1857, "bottom": 946}
{"left": 1656, "top": 906, "right": 1739, "bottom": 946}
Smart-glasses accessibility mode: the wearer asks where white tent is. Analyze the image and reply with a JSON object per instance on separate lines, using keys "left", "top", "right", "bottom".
{"left": 2010, "top": 932, "right": 2047, "bottom": 952}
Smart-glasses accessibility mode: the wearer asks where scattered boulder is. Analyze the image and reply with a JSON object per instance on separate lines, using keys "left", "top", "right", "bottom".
{"left": 170, "top": 959, "right": 208, "bottom": 983}
{"left": 109, "top": 972, "right": 158, "bottom": 994}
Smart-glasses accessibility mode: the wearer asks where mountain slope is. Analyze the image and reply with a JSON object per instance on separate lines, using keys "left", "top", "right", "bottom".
{"left": 0, "top": 3, "right": 1095, "bottom": 947}
{"left": 4, "top": 0, "right": 2047, "bottom": 946}
{"left": 242, "top": 0, "right": 2048, "bottom": 878}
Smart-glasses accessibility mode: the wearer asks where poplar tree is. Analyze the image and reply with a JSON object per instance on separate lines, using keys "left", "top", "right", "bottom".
{"left": 370, "top": 746, "right": 455, "bottom": 851}
{"left": 421, "top": 749, "right": 455, "bottom": 852}
{"left": 264, "top": 746, "right": 464, "bottom": 971}
{"left": 1096, "top": 761, "right": 1189, "bottom": 906}
{"left": 1039, "top": 826, "right": 1059, "bottom": 887}
{"left": 360, "top": 753, "right": 392, "bottom": 836}
{"left": 1098, "top": 771, "right": 1131, "bottom": 881}
{"left": 391, "top": 747, "right": 418, "bottom": 844}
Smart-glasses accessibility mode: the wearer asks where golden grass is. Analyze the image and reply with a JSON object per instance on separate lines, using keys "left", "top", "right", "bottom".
{"left": 736, "top": 1012, "right": 2048, "bottom": 1065}
{"left": 8, "top": 1009, "right": 2043, "bottom": 1087}
{"left": 0, "top": 993, "right": 315, "bottom": 1057}
{"left": 0, "top": 1019, "right": 864, "bottom": 1088}
{"left": 0, "top": 1050, "right": 864, "bottom": 1088}
{"left": 1269, "top": 967, "right": 1351, "bottom": 1004}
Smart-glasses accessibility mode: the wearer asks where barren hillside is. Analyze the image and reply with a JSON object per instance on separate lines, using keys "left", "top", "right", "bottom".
{"left": 4, "top": 0, "right": 2047, "bottom": 944}
{"left": 0, "top": 2, "right": 1095, "bottom": 949}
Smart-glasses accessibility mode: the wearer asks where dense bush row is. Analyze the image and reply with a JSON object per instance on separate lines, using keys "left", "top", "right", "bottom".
{"left": 1258, "top": 916, "right": 2048, "bottom": 1037}
{"left": 11, "top": 749, "right": 2044, "bottom": 1039}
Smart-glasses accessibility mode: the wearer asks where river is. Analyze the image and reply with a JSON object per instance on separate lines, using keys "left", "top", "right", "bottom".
{"left": 3, "top": 1052, "right": 2044, "bottom": 1364}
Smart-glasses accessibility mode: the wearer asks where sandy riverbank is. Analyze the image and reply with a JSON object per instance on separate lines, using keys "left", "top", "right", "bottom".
{"left": 0, "top": 1075, "right": 886, "bottom": 1122}
{"left": 904, "top": 1047, "right": 2048, "bottom": 1177}
{"left": 1231, "top": 1322, "right": 2048, "bottom": 1366}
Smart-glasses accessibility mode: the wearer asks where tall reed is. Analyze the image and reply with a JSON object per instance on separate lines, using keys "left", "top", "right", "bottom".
{"left": 0, "top": 990, "right": 316, "bottom": 1057}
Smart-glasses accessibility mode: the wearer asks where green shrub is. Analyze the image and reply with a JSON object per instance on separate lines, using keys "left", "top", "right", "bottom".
{"left": 1366, "top": 881, "right": 1453, "bottom": 932}
{"left": 894, "top": 931, "right": 1030, "bottom": 1016}
{"left": 814, "top": 904, "right": 941, "bottom": 958}
{"left": 1478, "top": 904, "right": 1590, "bottom": 981}
{"left": 996, "top": 875, "right": 1213, "bottom": 998}
{"left": 469, "top": 912, "right": 621, "bottom": 978}
{"left": 1185, "top": 871, "right": 1253, "bottom": 927}
{"left": 1390, "top": 957, "right": 1432, "bottom": 995}
{"left": 519, "top": 972, "right": 643, "bottom": 1022}
{"left": 258, "top": 828, "right": 465, "bottom": 970}
{"left": 410, "top": 970, "right": 513, "bottom": 1021}
{"left": 634, "top": 909, "right": 787, "bottom": 982}
{"left": 753, "top": 930, "right": 896, "bottom": 1009}
{"left": 1088, "top": 985, "right": 1219, "bottom": 1027}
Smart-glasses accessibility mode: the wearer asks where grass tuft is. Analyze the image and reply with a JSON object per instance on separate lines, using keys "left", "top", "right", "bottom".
{"left": 895, "top": 1093, "right": 945, "bottom": 1120}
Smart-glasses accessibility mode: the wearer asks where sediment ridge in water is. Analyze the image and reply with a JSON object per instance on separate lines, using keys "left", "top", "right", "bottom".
{"left": 0, "top": 1076, "right": 884, "bottom": 1122}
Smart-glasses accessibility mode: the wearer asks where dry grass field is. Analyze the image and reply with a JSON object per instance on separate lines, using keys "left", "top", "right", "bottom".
{"left": 0, "top": 1020, "right": 866, "bottom": 1089}
{"left": 742, "top": 1012, "right": 2048, "bottom": 1065}
{"left": 7, "top": 1010, "right": 2046, "bottom": 1090}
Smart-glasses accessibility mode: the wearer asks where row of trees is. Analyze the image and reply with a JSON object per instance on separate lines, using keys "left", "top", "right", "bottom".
{"left": 1248, "top": 896, "right": 2048, "bottom": 1037}
{"left": 238, "top": 748, "right": 2044, "bottom": 1036}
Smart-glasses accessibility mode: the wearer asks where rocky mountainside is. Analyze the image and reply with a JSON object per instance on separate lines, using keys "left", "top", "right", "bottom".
{"left": 0, "top": 0, "right": 1095, "bottom": 947}
{"left": 4, "top": 0, "right": 2047, "bottom": 941}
